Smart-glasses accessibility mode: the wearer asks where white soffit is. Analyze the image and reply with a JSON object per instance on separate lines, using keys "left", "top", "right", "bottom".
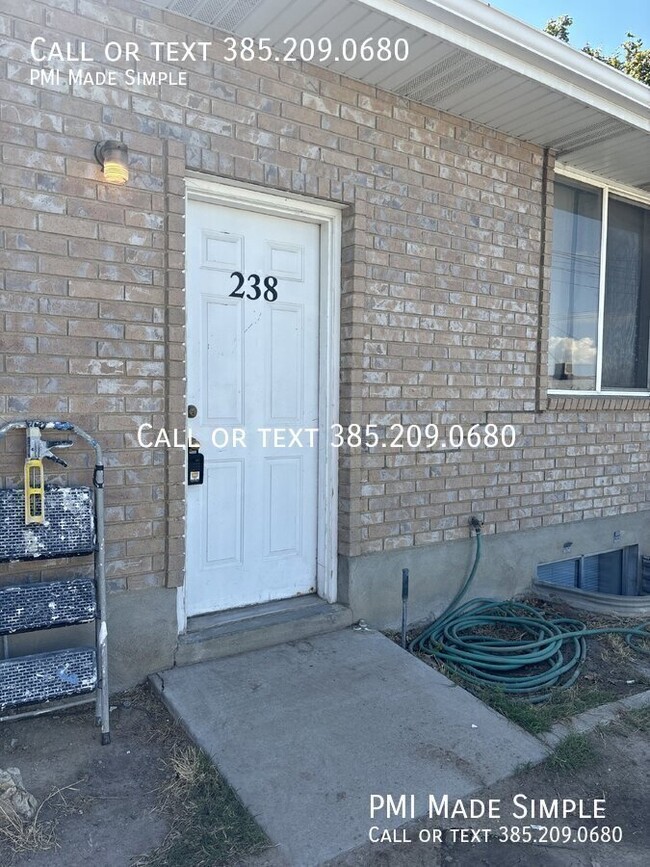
{"left": 143, "top": 0, "right": 650, "bottom": 188}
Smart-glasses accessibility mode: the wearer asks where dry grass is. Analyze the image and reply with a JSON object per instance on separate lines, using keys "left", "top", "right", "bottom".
{"left": 134, "top": 744, "right": 269, "bottom": 867}
{"left": 0, "top": 780, "right": 81, "bottom": 854}
{"left": 601, "top": 632, "right": 636, "bottom": 664}
{"left": 623, "top": 704, "right": 650, "bottom": 731}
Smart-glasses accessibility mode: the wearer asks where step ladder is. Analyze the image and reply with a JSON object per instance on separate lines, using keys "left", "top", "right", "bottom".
{"left": 0, "top": 420, "right": 110, "bottom": 744}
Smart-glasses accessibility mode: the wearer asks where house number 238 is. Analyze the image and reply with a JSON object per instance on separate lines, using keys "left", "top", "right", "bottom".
{"left": 229, "top": 271, "right": 279, "bottom": 302}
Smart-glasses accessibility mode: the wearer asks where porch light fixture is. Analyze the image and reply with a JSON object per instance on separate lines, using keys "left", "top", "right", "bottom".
{"left": 94, "top": 140, "right": 129, "bottom": 185}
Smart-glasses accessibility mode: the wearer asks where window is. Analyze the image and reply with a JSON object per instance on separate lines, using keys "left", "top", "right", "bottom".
{"left": 548, "top": 175, "right": 650, "bottom": 393}
{"left": 537, "top": 545, "right": 639, "bottom": 596}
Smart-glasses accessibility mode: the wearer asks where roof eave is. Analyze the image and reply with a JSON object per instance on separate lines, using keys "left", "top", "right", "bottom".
{"left": 358, "top": 0, "right": 649, "bottom": 132}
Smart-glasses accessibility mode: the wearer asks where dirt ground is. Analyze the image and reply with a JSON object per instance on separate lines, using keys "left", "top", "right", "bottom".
{"left": 527, "top": 597, "right": 650, "bottom": 702}
{"left": 0, "top": 689, "right": 172, "bottom": 867}
{"left": 442, "top": 710, "right": 650, "bottom": 867}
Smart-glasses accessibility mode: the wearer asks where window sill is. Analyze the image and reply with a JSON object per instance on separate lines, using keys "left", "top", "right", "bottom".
{"left": 548, "top": 390, "right": 650, "bottom": 397}
{"left": 546, "top": 392, "right": 650, "bottom": 411}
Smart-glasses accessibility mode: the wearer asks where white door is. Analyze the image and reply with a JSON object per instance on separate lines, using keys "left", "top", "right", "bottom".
{"left": 185, "top": 198, "right": 321, "bottom": 616}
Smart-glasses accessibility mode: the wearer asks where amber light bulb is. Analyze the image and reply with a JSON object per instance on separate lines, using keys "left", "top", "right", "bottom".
{"left": 95, "top": 140, "right": 129, "bottom": 185}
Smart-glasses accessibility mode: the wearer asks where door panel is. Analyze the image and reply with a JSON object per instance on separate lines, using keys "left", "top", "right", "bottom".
{"left": 205, "top": 461, "right": 243, "bottom": 566}
{"left": 205, "top": 297, "right": 243, "bottom": 423}
{"left": 265, "top": 457, "right": 303, "bottom": 556}
{"left": 186, "top": 199, "right": 320, "bottom": 615}
{"left": 268, "top": 304, "right": 303, "bottom": 420}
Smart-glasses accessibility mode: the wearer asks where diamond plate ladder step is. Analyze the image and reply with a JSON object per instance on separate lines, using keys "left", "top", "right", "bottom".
{"left": 0, "top": 647, "right": 98, "bottom": 710}
{"left": 0, "top": 579, "right": 98, "bottom": 710}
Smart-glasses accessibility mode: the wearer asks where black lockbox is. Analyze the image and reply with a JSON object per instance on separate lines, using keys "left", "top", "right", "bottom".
{"left": 188, "top": 449, "right": 204, "bottom": 485}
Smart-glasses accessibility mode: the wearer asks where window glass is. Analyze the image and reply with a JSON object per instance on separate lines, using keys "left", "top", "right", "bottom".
{"left": 602, "top": 197, "right": 650, "bottom": 390}
{"left": 548, "top": 181, "right": 602, "bottom": 390}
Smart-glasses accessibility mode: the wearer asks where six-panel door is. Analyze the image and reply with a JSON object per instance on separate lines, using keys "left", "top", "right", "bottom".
{"left": 185, "top": 199, "right": 321, "bottom": 615}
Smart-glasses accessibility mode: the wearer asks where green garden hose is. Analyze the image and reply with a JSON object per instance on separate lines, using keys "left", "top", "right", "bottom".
{"left": 409, "top": 528, "right": 650, "bottom": 703}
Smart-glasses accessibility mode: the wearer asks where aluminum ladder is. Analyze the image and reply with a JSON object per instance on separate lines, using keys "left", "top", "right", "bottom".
{"left": 0, "top": 420, "right": 110, "bottom": 744}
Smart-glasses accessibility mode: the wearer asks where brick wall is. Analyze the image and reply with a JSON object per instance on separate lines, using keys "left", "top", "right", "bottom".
{"left": 1, "top": 0, "right": 649, "bottom": 595}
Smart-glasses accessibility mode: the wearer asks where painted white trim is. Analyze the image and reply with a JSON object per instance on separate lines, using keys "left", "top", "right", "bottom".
{"left": 176, "top": 584, "right": 186, "bottom": 636}
{"left": 316, "top": 215, "right": 341, "bottom": 604}
{"left": 595, "top": 188, "right": 608, "bottom": 392}
{"left": 550, "top": 167, "right": 650, "bottom": 399}
{"left": 554, "top": 165, "right": 650, "bottom": 207}
{"left": 181, "top": 177, "right": 341, "bottom": 622}
{"left": 185, "top": 175, "right": 347, "bottom": 219}
{"left": 549, "top": 391, "right": 650, "bottom": 398}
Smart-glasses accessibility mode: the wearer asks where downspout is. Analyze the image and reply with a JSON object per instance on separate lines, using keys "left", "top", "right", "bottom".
{"left": 535, "top": 146, "right": 551, "bottom": 410}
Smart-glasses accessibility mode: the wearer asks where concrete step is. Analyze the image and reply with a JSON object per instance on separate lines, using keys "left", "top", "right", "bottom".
{"left": 175, "top": 595, "right": 353, "bottom": 665}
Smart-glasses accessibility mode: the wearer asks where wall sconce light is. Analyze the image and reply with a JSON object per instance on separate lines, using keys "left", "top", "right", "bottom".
{"left": 94, "top": 140, "right": 129, "bottom": 185}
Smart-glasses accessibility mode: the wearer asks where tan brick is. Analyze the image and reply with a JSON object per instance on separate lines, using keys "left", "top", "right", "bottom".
{"left": 0, "top": 0, "right": 645, "bottom": 579}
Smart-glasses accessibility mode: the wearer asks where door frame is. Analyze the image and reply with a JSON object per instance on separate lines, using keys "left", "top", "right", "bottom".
{"left": 178, "top": 176, "right": 343, "bottom": 633}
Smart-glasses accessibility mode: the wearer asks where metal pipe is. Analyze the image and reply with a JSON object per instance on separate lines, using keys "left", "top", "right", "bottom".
{"left": 401, "top": 568, "right": 409, "bottom": 649}
{"left": 0, "top": 696, "right": 95, "bottom": 724}
{"left": 93, "top": 447, "right": 111, "bottom": 745}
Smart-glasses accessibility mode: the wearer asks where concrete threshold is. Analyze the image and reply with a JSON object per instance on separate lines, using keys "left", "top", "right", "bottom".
{"left": 175, "top": 595, "right": 353, "bottom": 665}
{"left": 153, "top": 627, "right": 548, "bottom": 866}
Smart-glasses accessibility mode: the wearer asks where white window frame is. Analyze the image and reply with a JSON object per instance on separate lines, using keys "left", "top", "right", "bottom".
{"left": 550, "top": 165, "right": 650, "bottom": 397}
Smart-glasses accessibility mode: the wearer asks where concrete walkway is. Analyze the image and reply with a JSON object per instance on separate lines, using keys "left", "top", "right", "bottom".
{"left": 153, "top": 628, "right": 548, "bottom": 866}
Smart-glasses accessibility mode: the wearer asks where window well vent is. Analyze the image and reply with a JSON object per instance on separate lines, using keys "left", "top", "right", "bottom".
{"left": 537, "top": 545, "right": 640, "bottom": 596}
{"left": 537, "top": 558, "right": 577, "bottom": 589}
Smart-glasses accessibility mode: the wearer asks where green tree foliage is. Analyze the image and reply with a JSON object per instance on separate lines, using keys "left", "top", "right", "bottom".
{"left": 544, "top": 14, "right": 572, "bottom": 43}
{"left": 544, "top": 16, "right": 650, "bottom": 85}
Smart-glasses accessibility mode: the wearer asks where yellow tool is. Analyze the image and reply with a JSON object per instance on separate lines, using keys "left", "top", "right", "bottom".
{"left": 24, "top": 425, "right": 73, "bottom": 525}
{"left": 24, "top": 458, "right": 45, "bottom": 524}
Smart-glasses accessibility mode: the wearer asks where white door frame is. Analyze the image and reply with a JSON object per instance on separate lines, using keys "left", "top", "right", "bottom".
{"left": 178, "top": 177, "right": 342, "bottom": 633}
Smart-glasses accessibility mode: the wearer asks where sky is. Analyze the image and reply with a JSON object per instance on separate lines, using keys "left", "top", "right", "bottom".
{"left": 485, "top": 0, "right": 650, "bottom": 56}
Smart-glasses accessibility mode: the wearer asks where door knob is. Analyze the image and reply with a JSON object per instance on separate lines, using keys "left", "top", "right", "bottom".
{"left": 187, "top": 404, "right": 198, "bottom": 418}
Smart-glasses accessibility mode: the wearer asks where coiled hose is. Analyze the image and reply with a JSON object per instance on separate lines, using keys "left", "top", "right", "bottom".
{"left": 409, "top": 529, "right": 650, "bottom": 703}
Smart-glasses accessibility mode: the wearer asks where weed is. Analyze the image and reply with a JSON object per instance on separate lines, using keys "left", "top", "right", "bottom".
{"left": 134, "top": 745, "right": 269, "bottom": 867}
{"left": 619, "top": 705, "right": 650, "bottom": 732}
{"left": 477, "top": 688, "right": 553, "bottom": 734}
{"left": 546, "top": 685, "right": 618, "bottom": 720}
{"left": 546, "top": 733, "right": 597, "bottom": 772}
{"left": 468, "top": 683, "right": 618, "bottom": 735}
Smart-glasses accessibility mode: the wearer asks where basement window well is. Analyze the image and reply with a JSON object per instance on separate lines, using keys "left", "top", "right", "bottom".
{"left": 536, "top": 546, "right": 642, "bottom": 596}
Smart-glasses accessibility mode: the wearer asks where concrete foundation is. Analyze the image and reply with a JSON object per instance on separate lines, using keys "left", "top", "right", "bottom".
{"left": 339, "top": 513, "right": 650, "bottom": 629}
{"left": 106, "top": 587, "right": 178, "bottom": 692}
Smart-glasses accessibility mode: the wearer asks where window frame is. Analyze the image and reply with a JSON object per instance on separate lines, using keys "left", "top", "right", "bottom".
{"left": 550, "top": 165, "right": 650, "bottom": 397}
